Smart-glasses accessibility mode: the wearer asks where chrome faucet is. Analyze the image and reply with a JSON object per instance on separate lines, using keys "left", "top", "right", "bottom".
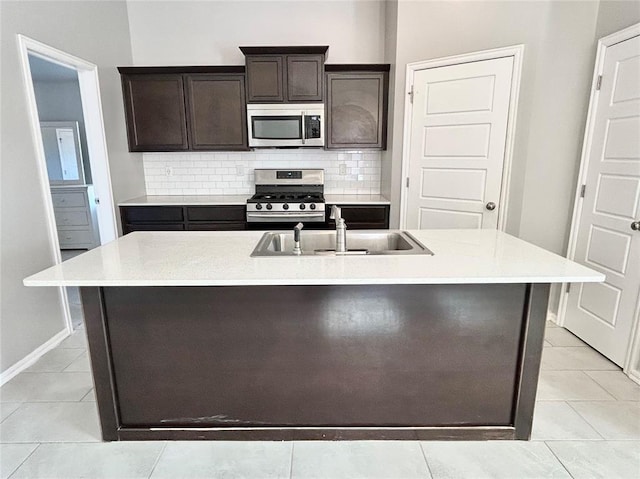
{"left": 330, "top": 205, "right": 347, "bottom": 253}
{"left": 293, "top": 222, "right": 304, "bottom": 255}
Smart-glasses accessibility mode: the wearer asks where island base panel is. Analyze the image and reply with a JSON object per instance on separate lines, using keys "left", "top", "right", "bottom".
{"left": 81, "top": 283, "right": 549, "bottom": 441}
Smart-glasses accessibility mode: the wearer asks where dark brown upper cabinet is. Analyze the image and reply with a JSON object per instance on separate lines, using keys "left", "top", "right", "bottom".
{"left": 240, "top": 46, "right": 328, "bottom": 103}
{"left": 121, "top": 73, "right": 189, "bottom": 151}
{"left": 184, "top": 74, "right": 247, "bottom": 150}
{"left": 325, "top": 65, "right": 390, "bottom": 150}
{"left": 118, "top": 66, "right": 248, "bottom": 152}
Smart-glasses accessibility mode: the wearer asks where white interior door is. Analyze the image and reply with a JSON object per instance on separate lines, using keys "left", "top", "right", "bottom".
{"left": 564, "top": 34, "right": 640, "bottom": 367}
{"left": 405, "top": 56, "right": 514, "bottom": 229}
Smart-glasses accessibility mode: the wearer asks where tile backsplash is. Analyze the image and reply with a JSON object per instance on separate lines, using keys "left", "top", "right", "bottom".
{"left": 143, "top": 150, "right": 381, "bottom": 196}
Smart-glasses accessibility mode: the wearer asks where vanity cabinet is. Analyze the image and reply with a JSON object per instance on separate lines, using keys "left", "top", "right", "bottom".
{"left": 118, "top": 67, "right": 248, "bottom": 152}
{"left": 52, "top": 186, "right": 100, "bottom": 249}
{"left": 326, "top": 204, "right": 390, "bottom": 230}
{"left": 240, "top": 47, "right": 327, "bottom": 103}
{"left": 325, "top": 65, "right": 390, "bottom": 150}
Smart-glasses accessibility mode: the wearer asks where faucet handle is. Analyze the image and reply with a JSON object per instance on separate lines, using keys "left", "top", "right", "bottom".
{"left": 330, "top": 205, "right": 341, "bottom": 220}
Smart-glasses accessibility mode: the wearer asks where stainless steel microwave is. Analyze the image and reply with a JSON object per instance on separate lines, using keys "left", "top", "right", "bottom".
{"left": 247, "top": 104, "right": 324, "bottom": 148}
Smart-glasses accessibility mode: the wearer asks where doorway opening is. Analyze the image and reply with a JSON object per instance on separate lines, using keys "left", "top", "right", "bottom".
{"left": 18, "top": 35, "right": 118, "bottom": 332}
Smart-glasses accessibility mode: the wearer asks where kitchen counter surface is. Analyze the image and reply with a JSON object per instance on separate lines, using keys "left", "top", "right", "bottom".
{"left": 119, "top": 194, "right": 390, "bottom": 206}
{"left": 24, "top": 229, "right": 603, "bottom": 287}
{"left": 119, "top": 195, "right": 250, "bottom": 206}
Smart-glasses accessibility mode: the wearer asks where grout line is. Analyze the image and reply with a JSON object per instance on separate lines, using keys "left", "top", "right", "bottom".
{"left": 147, "top": 441, "right": 168, "bottom": 479}
{"left": 78, "top": 389, "right": 94, "bottom": 402}
{"left": 542, "top": 441, "right": 576, "bottom": 479}
{"left": 6, "top": 442, "right": 41, "bottom": 479}
{"left": 418, "top": 441, "right": 435, "bottom": 479}
{"left": 565, "top": 401, "right": 606, "bottom": 440}
{"left": 289, "top": 441, "right": 295, "bottom": 479}
{"left": 0, "top": 404, "right": 23, "bottom": 425}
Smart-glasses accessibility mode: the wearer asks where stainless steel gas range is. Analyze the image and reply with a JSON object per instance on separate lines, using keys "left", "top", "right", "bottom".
{"left": 246, "top": 169, "right": 326, "bottom": 224}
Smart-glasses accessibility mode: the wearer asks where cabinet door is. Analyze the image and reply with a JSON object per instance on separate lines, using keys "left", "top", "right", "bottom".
{"left": 246, "top": 56, "right": 284, "bottom": 102}
{"left": 326, "top": 205, "right": 390, "bottom": 229}
{"left": 287, "top": 55, "right": 323, "bottom": 102}
{"left": 185, "top": 74, "right": 248, "bottom": 150}
{"left": 121, "top": 74, "right": 188, "bottom": 151}
{"left": 326, "top": 72, "right": 388, "bottom": 150}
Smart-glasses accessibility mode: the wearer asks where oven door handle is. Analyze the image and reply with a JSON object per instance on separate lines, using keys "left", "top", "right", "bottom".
{"left": 246, "top": 212, "right": 325, "bottom": 219}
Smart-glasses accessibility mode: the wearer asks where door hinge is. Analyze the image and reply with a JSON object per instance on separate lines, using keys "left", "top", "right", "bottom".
{"left": 406, "top": 177, "right": 410, "bottom": 188}
{"left": 566, "top": 283, "right": 571, "bottom": 294}
{"left": 408, "top": 85, "right": 414, "bottom": 104}
{"left": 580, "top": 184, "right": 586, "bottom": 198}
{"left": 596, "top": 75, "right": 602, "bottom": 90}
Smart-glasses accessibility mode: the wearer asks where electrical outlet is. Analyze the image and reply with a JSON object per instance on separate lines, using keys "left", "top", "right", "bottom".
{"left": 339, "top": 164, "right": 347, "bottom": 175}
{"left": 236, "top": 164, "right": 244, "bottom": 176}
{"left": 165, "top": 166, "right": 173, "bottom": 177}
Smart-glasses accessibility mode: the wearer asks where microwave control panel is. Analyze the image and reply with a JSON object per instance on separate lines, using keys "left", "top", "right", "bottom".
{"left": 305, "top": 116, "right": 322, "bottom": 139}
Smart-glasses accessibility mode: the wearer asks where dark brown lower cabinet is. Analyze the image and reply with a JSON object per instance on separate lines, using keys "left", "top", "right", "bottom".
{"left": 81, "top": 282, "right": 549, "bottom": 441}
{"left": 121, "top": 204, "right": 390, "bottom": 233}
{"left": 120, "top": 205, "right": 247, "bottom": 233}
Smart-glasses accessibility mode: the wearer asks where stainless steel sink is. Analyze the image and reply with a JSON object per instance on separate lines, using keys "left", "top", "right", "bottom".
{"left": 251, "top": 230, "right": 434, "bottom": 256}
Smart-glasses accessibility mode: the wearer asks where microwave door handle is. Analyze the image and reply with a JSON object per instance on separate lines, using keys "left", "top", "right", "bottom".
{"left": 301, "top": 111, "right": 306, "bottom": 145}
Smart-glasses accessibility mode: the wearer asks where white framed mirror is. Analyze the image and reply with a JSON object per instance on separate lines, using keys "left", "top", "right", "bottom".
{"left": 40, "top": 121, "right": 86, "bottom": 185}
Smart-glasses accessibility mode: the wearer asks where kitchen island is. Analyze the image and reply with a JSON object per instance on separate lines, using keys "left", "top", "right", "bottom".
{"left": 24, "top": 230, "right": 602, "bottom": 441}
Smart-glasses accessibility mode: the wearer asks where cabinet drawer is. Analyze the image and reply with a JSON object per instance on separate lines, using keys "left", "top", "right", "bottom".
{"left": 186, "top": 206, "right": 246, "bottom": 222}
{"left": 123, "top": 223, "right": 185, "bottom": 234}
{"left": 59, "top": 229, "right": 94, "bottom": 246}
{"left": 121, "top": 206, "right": 184, "bottom": 223}
{"left": 52, "top": 192, "right": 86, "bottom": 208}
{"left": 54, "top": 208, "right": 90, "bottom": 227}
{"left": 326, "top": 205, "right": 389, "bottom": 226}
{"left": 187, "top": 222, "right": 246, "bottom": 231}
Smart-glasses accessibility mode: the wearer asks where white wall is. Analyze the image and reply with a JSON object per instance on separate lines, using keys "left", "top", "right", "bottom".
{"left": 0, "top": 0, "right": 143, "bottom": 376}
{"left": 126, "top": 0, "right": 386, "bottom": 65}
{"left": 595, "top": 0, "right": 640, "bottom": 38}
{"left": 387, "top": 0, "right": 599, "bottom": 257}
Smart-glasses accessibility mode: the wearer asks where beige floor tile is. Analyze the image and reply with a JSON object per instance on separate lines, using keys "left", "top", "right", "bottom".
{"left": 57, "top": 330, "right": 88, "bottom": 349}
{"left": 536, "top": 370, "right": 615, "bottom": 401}
{"left": 0, "top": 372, "right": 92, "bottom": 403}
{"left": 585, "top": 371, "right": 640, "bottom": 401}
{"left": 11, "top": 442, "right": 164, "bottom": 479}
{"left": 544, "top": 340, "right": 552, "bottom": 348}
{"left": 546, "top": 321, "right": 559, "bottom": 329}
{"left": 569, "top": 401, "right": 640, "bottom": 440}
{"left": 547, "top": 440, "right": 640, "bottom": 479}
{"left": 292, "top": 441, "right": 429, "bottom": 479}
{"left": 25, "top": 348, "right": 85, "bottom": 373}
{"left": 532, "top": 401, "right": 602, "bottom": 440}
{"left": 151, "top": 441, "right": 291, "bottom": 479}
{"left": 63, "top": 352, "right": 91, "bottom": 372}
{"left": 545, "top": 328, "right": 587, "bottom": 347}
{"left": 421, "top": 441, "right": 569, "bottom": 478}
{"left": 541, "top": 347, "right": 619, "bottom": 371}
{"left": 0, "top": 444, "right": 38, "bottom": 479}
{"left": 0, "top": 402, "right": 101, "bottom": 443}
{"left": 0, "top": 403, "right": 21, "bottom": 423}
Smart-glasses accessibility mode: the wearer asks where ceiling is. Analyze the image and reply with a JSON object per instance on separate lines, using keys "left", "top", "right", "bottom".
{"left": 28, "top": 54, "right": 78, "bottom": 82}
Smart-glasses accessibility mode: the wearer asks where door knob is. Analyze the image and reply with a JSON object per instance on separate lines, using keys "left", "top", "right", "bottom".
{"left": 486, "top": 202, "right": 496, "bottom": 211}
{"left": 632, "top": 221, "right": 640, "bottom": 231}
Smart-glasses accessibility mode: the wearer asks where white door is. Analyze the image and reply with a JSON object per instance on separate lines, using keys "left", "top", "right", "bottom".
{"left": 405, "top": 56, "right": 514, "bottom": 229}
{"left": 564, "top": 34, "right": 640, "bottom": 367}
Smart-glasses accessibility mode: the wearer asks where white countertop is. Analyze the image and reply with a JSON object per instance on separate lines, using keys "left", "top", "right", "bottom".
{"left": 118, "top": 194, "right": 390, "bottom": 206}
{"left": 24, "top": 230, "right": 603, "bottom": 287}
{"left": 119, "top": 195, "right": 250, "bottom": 206}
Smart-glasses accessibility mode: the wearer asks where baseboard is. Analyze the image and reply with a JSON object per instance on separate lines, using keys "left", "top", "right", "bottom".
{"left": 0, "top": 329, "right": 70, "bottom": 386}
{"left": 546, "top": 311, "right": 558, "bottom": 325}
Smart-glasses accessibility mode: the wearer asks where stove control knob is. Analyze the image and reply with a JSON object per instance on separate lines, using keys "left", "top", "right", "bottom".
{"left": 283, "top": 203, "right": 289, "bottom": 210}
{"left": 309, "top": 203, "right": 317, "bottom": 210}
{"left": 266, "top": 203, "right": 273, "bottom": 210}
{"left": 255, "top": 203, "right": 263, "bottom": 210}
{"left": 300, "top": 203, "right": 306, "bottom": 210}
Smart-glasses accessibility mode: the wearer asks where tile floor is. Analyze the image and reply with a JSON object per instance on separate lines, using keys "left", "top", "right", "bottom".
{"left": 1, "top": 321, "right": 639, "bottom": 478}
